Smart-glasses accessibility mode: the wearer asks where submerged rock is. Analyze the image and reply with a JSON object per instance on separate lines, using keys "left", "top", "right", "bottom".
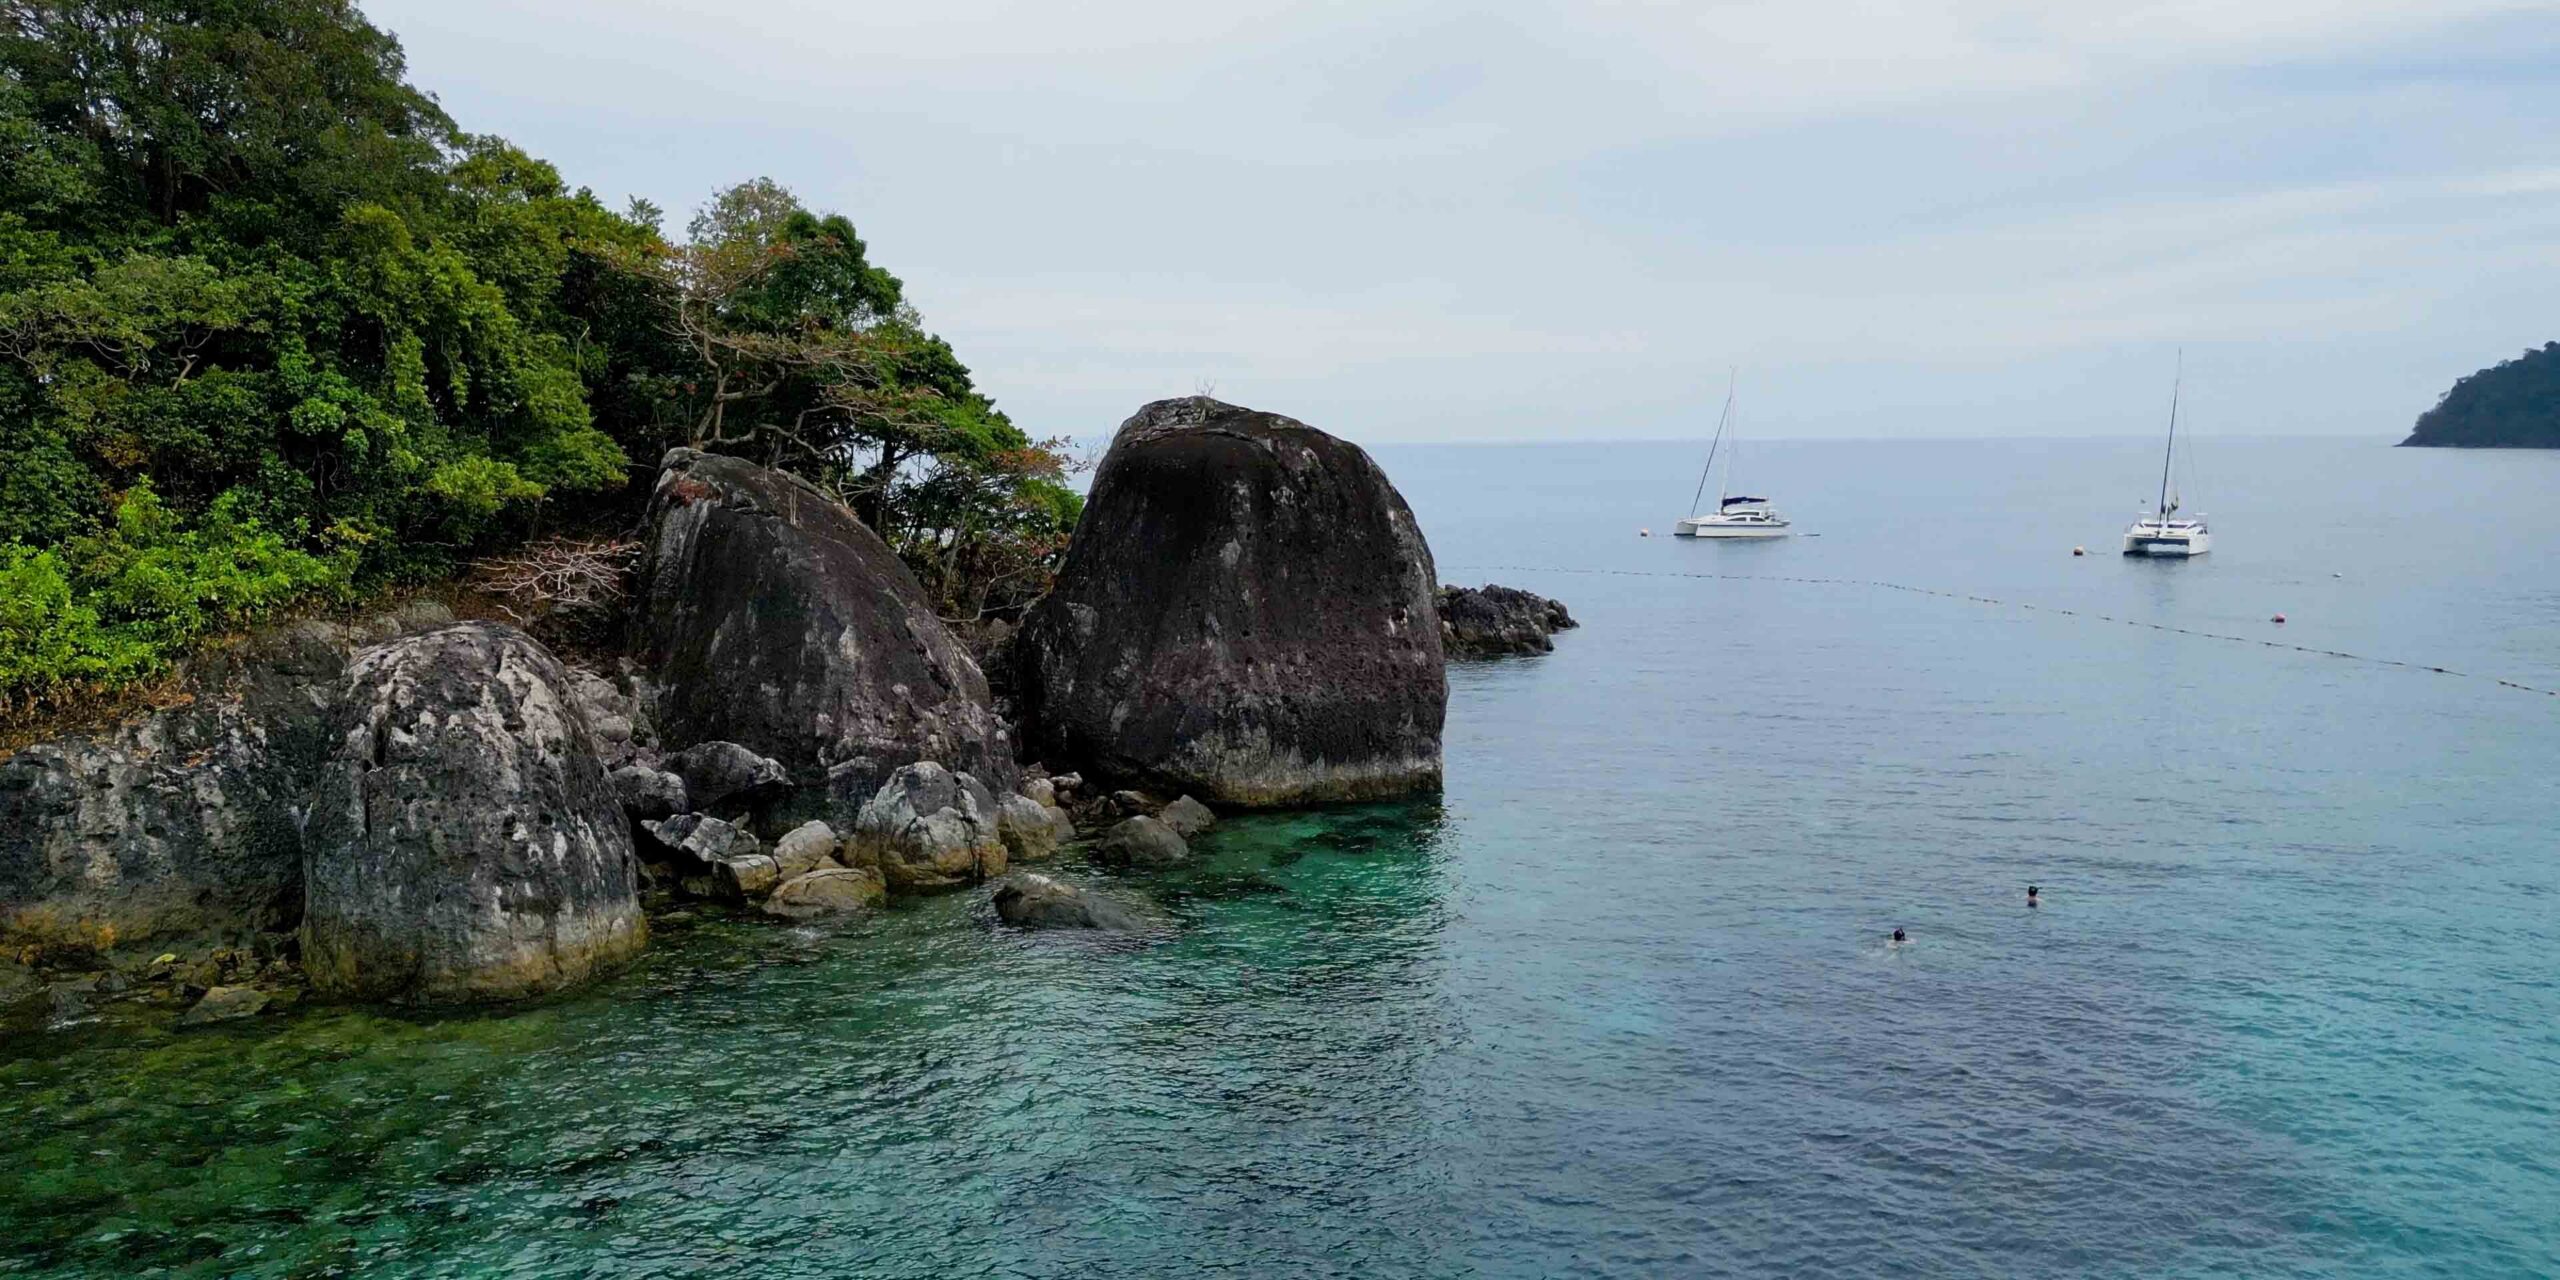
{"left": 0, "top": 602, "right": 455, "bottom": 954}
{"left": 301, "top": 622, "right": 645, "bottom": 1004}
{"left": 764, "top": 867, "right": 886, "bottom": 918}
{"left": 991, "top": 873, "right": 1140, "bottom": 932}
{"left": 177, "top": 985, "right": 269, "bottom": 1027}
{"left": 1095, "top": 815, "right": 1189, "bottom": 869}
{"left": 1436, "top": 584, "right": 1578, "bottom": 657}
{"left": 847, "top": 762, "right": 1006, "bottom": 891}
{"left": 633, "top": 448, "right": 1015, "bottom": 803}
{"left": 1017, "top": 397, "right": 1446, "bottom": 807}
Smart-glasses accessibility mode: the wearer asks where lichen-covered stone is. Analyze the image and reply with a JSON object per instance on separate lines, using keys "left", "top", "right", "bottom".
{"left": 663, "top": 740, "right": 790, "bottom": 815}
{"left": 639, "top": 813, "right": 761, "bottom": 871}
{"left": 996, "top": 793, "right": 1073, "bottom": 862}
{"left": 764, "top": 867, "right": 886, "bottom": 918}
{"left": 771, "top": 820, "right": 842, "bottom": 880}
{"left": 0, "top": 602, "right": 456, "bottom": 954}
{"left": 634, "top": 448, "right": 1015, "bottom": 803}
{"left": 1017, "top": 397, "right": 1446, "bottom": 807}
{"left": 1158, "top": 795, "right": 1216, "bottom": 838}
{"left": 301, "top": 622, "right": 645, "bottom": 1004}
{"left": 611, "top": 765, "right": 689, "bottom": 821}
{"left": 847, "top": 762, "right": 1006, "bottom": 891}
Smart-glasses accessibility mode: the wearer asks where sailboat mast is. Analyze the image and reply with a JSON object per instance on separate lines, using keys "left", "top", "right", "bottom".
{"left": 1688, "top": 370, "right": 1737, "bottom": 519}
{"left": 2156, "top": 350, "right": 2182, "bottom": 523}
{"left": 1721, "top": 410, "right": 1738, "bottom": 508}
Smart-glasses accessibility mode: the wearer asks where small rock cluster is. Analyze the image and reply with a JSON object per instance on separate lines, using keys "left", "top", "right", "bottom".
{"left": 1436, "top": 584, "right": 1578, "bottom": 657}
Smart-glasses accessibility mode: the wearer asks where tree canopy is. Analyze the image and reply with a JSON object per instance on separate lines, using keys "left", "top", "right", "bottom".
{"left": 0, "top": 0, "right": 1076, "bottom": 715}
{"left": 2402, "top": 343, "right": 2560, "bottom": 448}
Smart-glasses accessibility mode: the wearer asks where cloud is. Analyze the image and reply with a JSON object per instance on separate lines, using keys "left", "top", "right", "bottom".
{"left": 370, "top": 0, "right": 2560, "bottom": 441}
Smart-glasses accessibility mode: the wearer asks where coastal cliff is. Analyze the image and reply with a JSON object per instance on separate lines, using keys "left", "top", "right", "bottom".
{"left": 4, "top": 422, "right": 1519, "bottom": 1021}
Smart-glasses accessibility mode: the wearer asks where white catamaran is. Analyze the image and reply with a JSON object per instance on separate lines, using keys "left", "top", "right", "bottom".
{"left": 1674, "top": 377, "right": 1791, "bottom": 540}
{"left": 2122, "top": 355, "right": 2210, "bottom": 558}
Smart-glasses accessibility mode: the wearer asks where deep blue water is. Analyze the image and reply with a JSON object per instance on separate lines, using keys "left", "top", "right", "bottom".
{"left": 4, "top": 437, "right": 2557, "bottom": 1278}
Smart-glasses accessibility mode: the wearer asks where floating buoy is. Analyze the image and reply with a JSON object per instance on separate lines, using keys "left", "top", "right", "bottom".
{"left": 2071, "top": 546, "right": 2085, "bottom": 557}
{"left": 2271, "top": 613, "right": 2287, "bottom": 624}
{"left": 1638, "top": 527, "right": 1651, "bottom": 537}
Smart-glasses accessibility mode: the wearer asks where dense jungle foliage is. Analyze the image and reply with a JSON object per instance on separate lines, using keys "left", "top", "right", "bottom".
{"left": 0, "top": 0, "right": 1077, "bottom": 714}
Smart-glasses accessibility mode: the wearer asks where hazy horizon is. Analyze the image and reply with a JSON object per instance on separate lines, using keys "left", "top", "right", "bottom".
{"left": 370, "top": 1, "right": 2560, "bottom": 446}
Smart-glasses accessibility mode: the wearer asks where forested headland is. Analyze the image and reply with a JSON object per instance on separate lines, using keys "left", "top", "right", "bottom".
{"left": 0, "top": 0, "right": 1078, "bottom": 720}
{"left": 2401, "top": 343, "right": 2560, "bottom": 448}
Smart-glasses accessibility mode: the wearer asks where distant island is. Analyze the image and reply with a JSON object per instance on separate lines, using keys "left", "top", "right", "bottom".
{"left": 2401, "top": 343, "right": 2560, "bottom": 447}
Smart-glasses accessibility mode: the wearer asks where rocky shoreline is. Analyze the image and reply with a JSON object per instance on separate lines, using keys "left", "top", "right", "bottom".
{"left": 1, "top": 396, "right": 1570, "bottom": 1032}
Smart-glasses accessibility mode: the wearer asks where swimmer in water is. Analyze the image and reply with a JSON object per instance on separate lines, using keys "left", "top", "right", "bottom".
{"left": 1890, "top": 927, "right": 1907, "bottom": 944}
{"left": 2027, "top": 884, "right": 2040, "bottom": 908}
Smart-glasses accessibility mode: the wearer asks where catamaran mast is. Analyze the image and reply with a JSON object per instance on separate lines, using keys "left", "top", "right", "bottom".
{"left": 1688, "top": 370, "right": 1737, "bottom": 519}
{"left": 2156, "top": 350, "right": 2182, "bottom": 523}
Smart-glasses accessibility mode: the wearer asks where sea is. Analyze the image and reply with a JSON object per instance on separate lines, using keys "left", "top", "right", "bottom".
{"left": 3, "top": 436, "right": 2555, "bottom": 1278}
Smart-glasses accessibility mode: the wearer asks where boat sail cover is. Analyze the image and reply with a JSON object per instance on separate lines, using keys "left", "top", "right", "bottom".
{"left": 1721, "top": 495, "right": 1767, "bottom": 507}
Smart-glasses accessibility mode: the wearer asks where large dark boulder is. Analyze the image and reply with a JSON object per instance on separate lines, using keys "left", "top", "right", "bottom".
{"left": 0, "top": 603, "right": 455, "bottom": 955}
{"left": 1016, "top": 398, "right": 1446, "bottom": 806}
{"left": 633, "top": 448, "right": 1016, "bottom": 810}
{"left": 1437, "top": 583, "right": 1577, "bottom": 657}
{"left": 301, "top": 622, "right": 645, "bottom": 1004}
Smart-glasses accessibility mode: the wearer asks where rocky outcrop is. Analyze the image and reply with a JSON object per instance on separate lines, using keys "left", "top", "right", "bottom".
{"left": 1016, "top": 397, "right": 1446, "bottom": 807}
{"left": 1095, "top": 815, "right": 1189, "bottom": 869}
{"left": 0, "top": 602, "right": 456, "bottom": 954}
{"left": 846, "top": 762, "right": 1006, "bottom": 890}
{"left": 991, "top": 873, "right": 1140, "bottom": 932}
{"left": 1436, "top": 584, "right": 1577, "bottom": 657}
{"left": 300, "top": 622, "right": 645, "bottom": 1004}
{"left": 633, "top": 448, "right": 1016, "bottom": 808}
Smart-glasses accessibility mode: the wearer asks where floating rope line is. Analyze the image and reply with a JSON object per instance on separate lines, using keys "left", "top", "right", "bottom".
{"left": 1440, "top": 562, "right": 2559, "bottom": 700}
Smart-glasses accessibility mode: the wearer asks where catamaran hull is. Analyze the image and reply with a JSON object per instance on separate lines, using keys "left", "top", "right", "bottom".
{"left": 2122, "top": 532, "right": 2210, "bottom": 557}
{"left": 1675, "top": 520, "right": 1791, "bottom": 539}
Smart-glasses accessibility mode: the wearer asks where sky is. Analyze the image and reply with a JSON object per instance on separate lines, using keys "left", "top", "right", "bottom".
{"left": 369, "top": 0, "right": 2560, "bottom": 443}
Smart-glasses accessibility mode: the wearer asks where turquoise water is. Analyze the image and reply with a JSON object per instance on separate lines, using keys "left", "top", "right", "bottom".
{"left": 5, "top": 437, "right": 2558, "bottom": 1277}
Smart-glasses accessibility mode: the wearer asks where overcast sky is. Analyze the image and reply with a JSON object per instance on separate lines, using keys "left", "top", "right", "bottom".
{"left": 371, "top": 0, "right": 2560, "bottom": 443}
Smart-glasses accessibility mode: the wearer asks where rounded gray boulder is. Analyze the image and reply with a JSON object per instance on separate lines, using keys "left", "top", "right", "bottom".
{"left": 301, "top": 622, "right": 645, "bottom": 1004}
{"left": 1095, "top": 815, "right": 1189, "bottom": 869}
{"left": 991, "top": 873, "right": 1140, "bottom": 931}
{"left": 847, "top": 762, "right": 1007, "bottom": 891}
